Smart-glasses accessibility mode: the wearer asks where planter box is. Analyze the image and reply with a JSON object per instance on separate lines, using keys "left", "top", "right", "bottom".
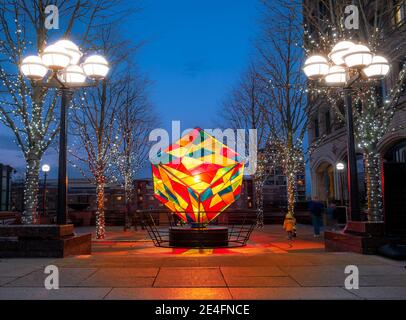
{"left": 0, "top": 224, "right": 91, "bottom": 258}
{"left": 325, "top": 222, "right": 388, "bottom": 254}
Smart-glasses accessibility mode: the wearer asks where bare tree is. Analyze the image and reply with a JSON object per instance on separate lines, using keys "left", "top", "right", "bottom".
{"left": 115, "top": 72, "right": 155, "bottom": 231}
{"left": 303, "top": 0, "right": 406, "bottom": 221}
{"left": 257, "top": 0, "right": 323, "bottom": 218}
{"left": 0, "top": 0, "right": 124, "bottom": 223}
{"left": 222, "top": 64, "right": 270, "bottom": 227}
{"left": 70, "top": 28, "right": 136, "bottom": 239}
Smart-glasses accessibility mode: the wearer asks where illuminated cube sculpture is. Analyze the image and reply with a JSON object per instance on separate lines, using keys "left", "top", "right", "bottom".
{"left": 152, "top": 128, "right": 244, "bottom": 226}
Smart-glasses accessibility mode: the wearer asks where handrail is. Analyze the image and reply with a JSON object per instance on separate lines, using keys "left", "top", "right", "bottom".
{"left": 142, "top": 211, "right": 256, "bottom": 248}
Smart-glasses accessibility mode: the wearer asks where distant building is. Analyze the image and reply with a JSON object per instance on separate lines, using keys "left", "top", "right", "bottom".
{"left": 263, "top": 166, "right": 306, "bottom": 209}
{"left": 11, "top": 178, "right": 125, "bottom": 215}
{"left": 12, "top": 177, "right": 254, "bottom": 214}
{"left": 10, "top": 170, "right": 306, "bottom": 224}
{"left": 256, "top": 148, "right": 306, "bottom": 210}
{"left": 0, "top": 163, "right": 13, "bottom": 211}
{"left": 134, "top": 177, "right": 255, "bottom": 212}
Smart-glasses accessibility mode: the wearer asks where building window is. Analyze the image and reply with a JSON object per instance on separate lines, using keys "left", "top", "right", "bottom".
{"left": 325, "top": 110, "right": 331, "bottom": 134}
{"left": 265, "top": 178, "right": 274, "bottom": 185}
{"left": 385, "top": 141, "right": 406, "bottom": 162}
{"left": 337, "top": 99, "right": 345, "bottom": 115}
{"left": 399, "top": 58, "right": 406, "bottom": 92}
{"left": 394, "top": 0, "right": 406, "bottom": 26}
{"left": 374, "top": 84, "right": 384, "bottom": 104}
{"left": 356, "top": 154, "right": 366, "bottom": 207}
{"left": 314, "top": 117, "right": 320, "bottom": 138}
{"left": 319, "top": 1, "right": 328, "bottom": 19}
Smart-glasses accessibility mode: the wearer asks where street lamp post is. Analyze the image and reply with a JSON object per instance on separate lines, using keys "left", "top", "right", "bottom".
{"left": 303, "top": 41, "right": 390, "bottom": 222}
{"left": 21, "top": 39, "right": 110, "bottom": 225}
{"left": 336, "top": 162, "right": 345, "bottom": 206}
{"left": 41, "top": 164, "right": 50, "bottom": 217}
{"left": 57, "top": 88, "right": 72, "bottom": 224}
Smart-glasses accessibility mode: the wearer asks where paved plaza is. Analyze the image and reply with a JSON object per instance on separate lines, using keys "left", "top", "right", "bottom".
{"left": 0, "top": 225, "right": 405, "bottom": 300}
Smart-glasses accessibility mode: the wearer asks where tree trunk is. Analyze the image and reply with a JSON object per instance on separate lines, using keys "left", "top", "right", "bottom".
{"left": 123, "top": 178, "right": 132, "bottom": 231}
{"left": 22, "top": 158, "right": 40, "bottom": 224}
{"left": 286, "top": 171, "right": 296, "bottom": 216}
{"left": 364, "top": 148, "right": 383, "bottom": 222}
{"left": 254, "top": 176, "right": 264, "bottom": 228}
{"left": 285, "top": 135, "right": 296, "bottom": 217}
{"left": 124, "top": 197, "right": 130, "bottom": 232}
{"left": 96, "top": 178, "right": 106, "bottom": 239}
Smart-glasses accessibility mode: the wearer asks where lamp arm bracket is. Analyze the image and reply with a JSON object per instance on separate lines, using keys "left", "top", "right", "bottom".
{"left": 345, "top": 72, "right": 362, "bottom": 89}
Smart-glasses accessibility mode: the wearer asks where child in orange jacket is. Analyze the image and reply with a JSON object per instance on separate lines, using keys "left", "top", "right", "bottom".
{"left": 283, "top": 213, "right": 296, "bottom": 240}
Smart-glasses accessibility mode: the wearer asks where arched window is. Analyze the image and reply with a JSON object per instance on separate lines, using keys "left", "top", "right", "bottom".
{"left": 385, "top": 141, "right": 406, "bottom": 163}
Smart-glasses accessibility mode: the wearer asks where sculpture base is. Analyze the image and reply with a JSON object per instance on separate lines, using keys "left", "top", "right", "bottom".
{"left": 169, "top": 226, "right": 228, "bottom": 248}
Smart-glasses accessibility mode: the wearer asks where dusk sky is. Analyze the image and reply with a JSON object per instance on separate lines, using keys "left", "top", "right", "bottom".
{"left": 0, "top": 0, "right": 261, "bottom": 179}
{"left": 0, "top": 0, "right": 311, "bottom": 194}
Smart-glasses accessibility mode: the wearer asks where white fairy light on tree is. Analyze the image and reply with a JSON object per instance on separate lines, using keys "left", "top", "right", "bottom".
{"left": 0, "top": 1, "right": 122, "bottom": 224}
{"left": 114, "top": 72, "right": 155, "bottom": 231}
{"left": 69, "top": 29, "right": 140, "bottom": 239}
{"left": 302, "top": 0, "right": 406, "bottom": 221}
{"left": 221, "top": 64, "right": 271, "bottom": 227}
{"left": 257, "top": 1, "right": 323, "bottom": 220}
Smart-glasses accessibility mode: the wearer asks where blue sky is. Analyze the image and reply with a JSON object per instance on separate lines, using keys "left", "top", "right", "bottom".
{"left": 0, "top": 0, "right": 260, "bottom": 179}
{"left": 125, "top": 0, "right": 260, "bottom": 130}
{"left": 0, "top": 0, "right": 312, "bottom": 195}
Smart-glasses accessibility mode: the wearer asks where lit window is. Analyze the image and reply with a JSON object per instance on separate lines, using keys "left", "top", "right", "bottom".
{"left": 394, "top": 0, "right": 406, "bottom": 25}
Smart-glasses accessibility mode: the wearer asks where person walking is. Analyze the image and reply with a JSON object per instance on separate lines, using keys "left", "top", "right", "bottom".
{"left": 308, "top": 196, "right": 324, "bottom": 238}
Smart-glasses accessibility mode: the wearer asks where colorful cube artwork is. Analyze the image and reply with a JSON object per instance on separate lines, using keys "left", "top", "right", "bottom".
{"left": 151, "top": 127, "right": 245, "bottom": 224}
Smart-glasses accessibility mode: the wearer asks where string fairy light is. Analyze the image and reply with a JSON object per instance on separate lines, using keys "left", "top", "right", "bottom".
{"left": 303, "top": 2, "right": 406, "bottom": 222}
{"left": 69, "top": 91, "right": 121, "bottom": 239}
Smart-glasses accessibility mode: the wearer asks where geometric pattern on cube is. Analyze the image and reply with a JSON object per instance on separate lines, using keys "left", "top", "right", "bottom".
{"left": 151, "top": 127, "right": 244, "bottom": 224}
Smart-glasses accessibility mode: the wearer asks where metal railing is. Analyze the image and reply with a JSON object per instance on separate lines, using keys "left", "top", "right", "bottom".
{"left": 142, "top": 211, "right": 256, "bottom": 248}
